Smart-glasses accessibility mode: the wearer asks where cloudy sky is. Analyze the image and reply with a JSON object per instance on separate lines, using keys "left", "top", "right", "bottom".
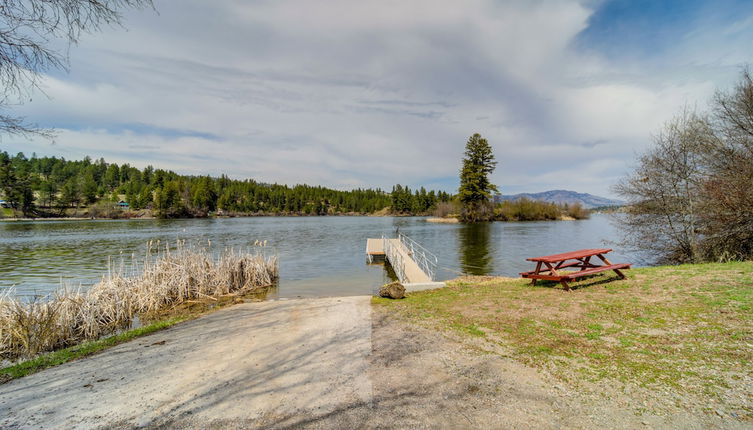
{"left": 3, "top": 0, "right": 753, "bottom": 197}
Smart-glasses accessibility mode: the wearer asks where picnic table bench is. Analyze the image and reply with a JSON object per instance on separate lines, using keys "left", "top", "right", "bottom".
{"left": 520, "top": 248, "right": 630, "bottom": 291}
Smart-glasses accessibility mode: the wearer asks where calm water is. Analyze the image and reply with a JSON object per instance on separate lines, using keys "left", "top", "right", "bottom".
{"left": 0, "top": 214, "right": 641, "bottom": 298}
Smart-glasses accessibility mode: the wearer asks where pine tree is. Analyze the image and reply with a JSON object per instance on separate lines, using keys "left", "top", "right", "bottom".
{"left": 60, "top": 178, "right": 81, "bottom": 209}
{"left": 458, "top": 133, "right": 498, "bottom": 222}
{"left": 191, "top": 177, "right": 217, "bottom": 212}
{"left": 138, "top": 187, "right": 153, "bottom": 209}
{"left": 82, "top": 173, "right": 98, "bottom": 204}
{"left": 155, "top": 181, "right": 185, "bottom": 218}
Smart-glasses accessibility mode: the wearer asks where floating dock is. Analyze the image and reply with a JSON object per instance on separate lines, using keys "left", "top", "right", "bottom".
{"left": 366, "top": 234, "right": 445, "bottom": 291}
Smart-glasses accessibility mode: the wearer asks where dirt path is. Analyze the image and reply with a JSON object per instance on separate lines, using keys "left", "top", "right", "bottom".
{"left": 0, "top": 297, "right": 744, "bottom": 429}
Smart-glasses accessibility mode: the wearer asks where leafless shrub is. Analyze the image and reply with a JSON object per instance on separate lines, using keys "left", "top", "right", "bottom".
{"left": 432, "top": 201, "right": 459, "bottom": 218}
{"left": 493, "top": 198, "right": 587, "bottom": 221}
{"left": 613, "top": 109, "right": 711, "bottom": 264}
{"left": 87, "top": 201, "right": 128, "bottom": 219}
{"left": 615, "top": 69, "right": 753, "bottom": 263}
{"left": 701, "top": 69, "right": 753, "bottom": 260}
{"left": 565, "top": 203, "right": 589, "bottom": 220}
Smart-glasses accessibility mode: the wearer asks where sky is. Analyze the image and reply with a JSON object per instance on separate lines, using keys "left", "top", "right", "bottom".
{"left": 2, "top": 0, "right": 753, "bottom": 197}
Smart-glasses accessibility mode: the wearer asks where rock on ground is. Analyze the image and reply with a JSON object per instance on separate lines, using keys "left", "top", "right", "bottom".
{"left": 379, "top": 282, "right": 405, "bottom": 299}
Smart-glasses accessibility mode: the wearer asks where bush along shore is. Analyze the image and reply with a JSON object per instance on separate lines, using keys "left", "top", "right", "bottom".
{"left": 430, "top": 198, "right": 590, "bottom": 222}
{"left": 0, "top": 242, "right": 278, "bottom": 362}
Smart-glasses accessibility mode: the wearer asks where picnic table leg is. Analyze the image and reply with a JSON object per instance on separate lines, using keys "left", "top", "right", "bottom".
{"left": 572, "top": 258, "right": 585, "bottom": 272}
{"left": 544, "top": 262, "right": 571, "bottom": 290}
{"left": 531, "top": 261, "right": 542, "bottom": 286}
{"left": 583, "top": 256, "right": 592, "bottom": 270}
{"left": 544, "top": 262, "right": 558, "bottom": 276}
{"left": 596, "top": 254, "right": 626, "bottom": 279}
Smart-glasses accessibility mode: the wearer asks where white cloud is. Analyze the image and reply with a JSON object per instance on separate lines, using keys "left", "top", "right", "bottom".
{"left": 4, "top": 0, "right": 751, "bottom": 196}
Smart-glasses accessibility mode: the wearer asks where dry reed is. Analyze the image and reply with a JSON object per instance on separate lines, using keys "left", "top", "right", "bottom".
{"left": 0, "top": 241, "right": 278, "bottom": 360}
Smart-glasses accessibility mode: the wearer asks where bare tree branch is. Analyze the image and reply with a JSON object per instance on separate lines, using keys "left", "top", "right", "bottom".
{"left": 613, "top": 108, "right": 711, "bottom": 264}
{"left": 0, "top": 0, "right": 153, "bottom": 137}
{"left": 615, "top": 68, "right": 753, "bottom": 263}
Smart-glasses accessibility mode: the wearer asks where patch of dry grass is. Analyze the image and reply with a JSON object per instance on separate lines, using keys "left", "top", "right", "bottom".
{"left": 0, "top": 241, "right": 278, "bottom": 360}
{"left": 374, "top": 262, "right": 753, "bottom": 414}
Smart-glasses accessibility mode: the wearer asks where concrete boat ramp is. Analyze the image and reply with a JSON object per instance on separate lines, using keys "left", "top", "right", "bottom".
{"left": 0, "top": 297, "right": 374, "bottom": 429}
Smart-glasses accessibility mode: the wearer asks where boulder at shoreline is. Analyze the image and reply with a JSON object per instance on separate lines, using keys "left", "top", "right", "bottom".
{"left": 379, "top": 282, "right": 406, "bottom": 299}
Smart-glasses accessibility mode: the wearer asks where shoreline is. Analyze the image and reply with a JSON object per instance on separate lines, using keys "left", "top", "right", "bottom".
{"left": 425, "top": 217, "right": 460, "bottom": 224}
{"left": 0, "top": 213, "right": 421, "bottom": 222}
{"left": 1, "top": 213, "right": 592, "bottom": 223}
{"left": 0, "top": 216, "right": 157, "bottom": 222}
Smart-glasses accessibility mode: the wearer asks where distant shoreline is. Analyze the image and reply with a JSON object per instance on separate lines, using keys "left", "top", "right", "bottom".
{"left": 0, "top": 216, "right": 157, "bottom": 222}
{"left": 0, "top": 213, "right": 595, "bottom": 223}
{"left": 1, "top": 211, "right": 598, "bottom": 223}
{"left": 0, "top": 213, "right": 407, "bottom": 222}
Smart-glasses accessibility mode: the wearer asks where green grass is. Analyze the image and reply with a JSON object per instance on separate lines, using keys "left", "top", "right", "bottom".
{"left": 0, "top": 316, "right": 187, "bottom": 383}
{"left": 374, "top": 261, "right": 753, "bottom": 404}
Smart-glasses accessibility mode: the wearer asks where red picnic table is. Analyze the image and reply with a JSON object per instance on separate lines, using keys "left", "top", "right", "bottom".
{"left": 520, "top": 248, "right": 631, "bottom": 291}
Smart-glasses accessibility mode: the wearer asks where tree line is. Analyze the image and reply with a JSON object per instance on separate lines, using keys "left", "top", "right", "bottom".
{"left": 615, "top": 69, "right": 753, "bottom": 263}
{"left": 0, "top": 151, "right": 452, "bottom": 218}
{"left": 390, "top": 184, "right": 452, "bottom": 214}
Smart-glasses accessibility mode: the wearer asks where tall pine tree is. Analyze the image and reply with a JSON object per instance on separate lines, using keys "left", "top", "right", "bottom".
{"left": 458, "top": 133, "right": 497, "bottom": 222}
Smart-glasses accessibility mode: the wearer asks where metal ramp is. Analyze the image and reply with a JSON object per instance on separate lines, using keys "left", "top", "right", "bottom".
{"left": 366, "top": 233, "right": 445, "bottom": 291}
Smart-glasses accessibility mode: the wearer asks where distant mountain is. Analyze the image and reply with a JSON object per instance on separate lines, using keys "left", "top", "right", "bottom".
{"left": 494, "top": 190, "right": 624, "bottom": 209}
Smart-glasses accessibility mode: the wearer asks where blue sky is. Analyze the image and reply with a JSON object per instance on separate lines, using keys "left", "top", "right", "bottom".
{"left": 3, "top": 0, "right": 752, "bottom": 197}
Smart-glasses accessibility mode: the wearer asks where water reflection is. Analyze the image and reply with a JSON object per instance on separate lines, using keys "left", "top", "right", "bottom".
{"left": 0, "top": 215, "right": 639, "bottom": 298}
{"left": 245, "top": 282, "right": 280, "bottom": 301}
{"left": 458, "top": 222, "right": 492, "bottom": 275}
{"left": 381, "top": 258, "right": 399, "bottom": 283}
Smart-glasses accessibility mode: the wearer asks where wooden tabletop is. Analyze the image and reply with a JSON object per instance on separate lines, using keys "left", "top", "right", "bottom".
{"left": 526, "top": 248, "right": 612, "bottom": 263}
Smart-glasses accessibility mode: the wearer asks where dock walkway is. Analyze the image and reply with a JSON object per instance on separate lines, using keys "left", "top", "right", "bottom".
{"left": 366, "top": 234, "right": 445, "bottom": 291}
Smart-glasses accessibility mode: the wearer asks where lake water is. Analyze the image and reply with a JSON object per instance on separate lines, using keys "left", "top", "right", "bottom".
{"left": 0, "top": 214, "right": 642, "bottom": 298}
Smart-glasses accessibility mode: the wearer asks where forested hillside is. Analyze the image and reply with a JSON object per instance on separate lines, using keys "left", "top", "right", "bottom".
{"left": 0, "top": 151, "right": 450, "bottom": 218}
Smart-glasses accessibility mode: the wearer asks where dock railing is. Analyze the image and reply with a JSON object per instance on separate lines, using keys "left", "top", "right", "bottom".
{"left": 383, "top": 234, "right": 407, "bottom": 283}
{"left": 397, "top": 232, "right": 438, "bottom": 281}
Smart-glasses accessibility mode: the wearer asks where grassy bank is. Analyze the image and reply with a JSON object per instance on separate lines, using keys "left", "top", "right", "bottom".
{"left": 374, "top": 262, "right": 753, "bottom": 414}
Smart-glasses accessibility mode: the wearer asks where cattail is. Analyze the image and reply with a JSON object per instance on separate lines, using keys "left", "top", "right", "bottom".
{"left": 0, "top": 242, "right": 278, "bottom": 360}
